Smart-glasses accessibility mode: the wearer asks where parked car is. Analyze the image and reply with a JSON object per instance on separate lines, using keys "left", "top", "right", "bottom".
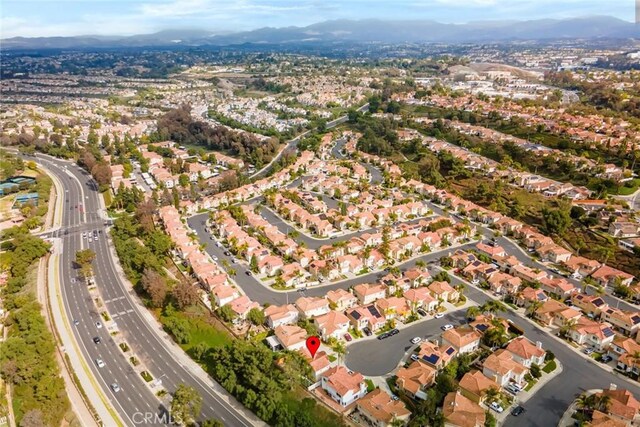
{"left": 344, "top": 333, "right": 353, "bottom": 342}
{"left": 583, "top": 348, "right": 594, "bottom": 355}
{"left": 505, "top": 384, "right": 520, "bottom": 395}
{"left": 410, "top": 354, "right": 419, "bottom": 361}
{"left": 224, "top": 251, "right": 231, "bottom": 256}
{"left": 489, "top": 402, "right": 504, "bottom": 413}
{"left": 441, "top": 324, "right": 454, "bottom": 331}
{"left": 95, "top": 359, "right": 105, "bottom": 368}
{"left": 377, "top": 333, "right": 389, "bottom": 340}
{"left": 434, "top": 313, "right": 444, "bottom": 319}
{"left": 417, "top": 308, "right": 428, "bottom": 317}
{"left": 245, "top": 271, "right": 253, "bottom": 276}
{"left": 511, "top": 406, "right": 525, "bottom": 416}
{"left": 363, "top": 327, "right": 372, "bottom": 336}
{"left": 389, "top": 329, "right": 399, "bottom": 336}
{"left": 600, "top": 355, "right": 613, "bottom": 363}
{"left": 410, "top": 337, "right": 422, "bottom": 345}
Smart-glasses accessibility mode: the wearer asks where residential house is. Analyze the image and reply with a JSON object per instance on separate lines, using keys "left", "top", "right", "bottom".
{"left": 515, "top": 287, "right": 548, "bottom": 308}
{"left": 229, "top": 296, "right": 260, "bottom": 320}
{"left": 591, "top": 265, "right": 635, "bottom": 287}
{"left": 416, "top": 341, "right": 457, "bottom": 370}
{"left": 482, "top": 349, "right": 528, "bottom": 388}
{"left": 459, "top": 370, "right": 501, "bottom": 404}
{"left": 505, "top": 337, "right": 546, "bottom": 368}
{"left": 442, "top": 391, "right": 486, "bottom": 427}
{"left": 356, "top": 389, "right": 411, "bottom": 427}
{"left": 264, "top": 304, "right": 299, "bottom": 328}
{"left": 571, "top": 294, "right": 609, "bottom": 318}
{"left": 568, "top": 318, "right": 616, "bottom": 351}
{"left": 428, "top": 281, "right": 460, "bottom": 303}
{"left": 353, "top": 283, "right": 387, "bottom": 305}
{"left": 326, "top": 289, "right": 358, "bottom": 311}
{"left": 608, "top": 335, "right": 640, "bottom": 364}
{"left": 320, "top": 366, "right": 368, "bottom": 407}
{"left": 395, "top": 361, "right": 436, "bottom": 400}
{"left": 295, "top": 296, "right": 330, "bottom": 319}
{"left": 274, "top": 325, "right": 307, "bottom": 351}
{"left": 211, "top": 285, "right": 239, "bottom": 307}
{"left": 375, "top": 297, "right": 411, "bottom": 321}
{"left": 314, "top": 311, "right": 351, "bottom": 341}
{"left": 593, "top": 387, "right": 640, "bottom": 425}
{"left": 346, "top": 305, "right": 386, "bottom": 332}
{"left": 539, "top": 277, "right": 578, "bottom": 299}
{"left": 601, "top": 308, "right": 640, "bottom": 337}
{"left": 441, "top": 326, "right": 482, "bottom": 355}
{"left": 404, "top": 288, "right": 438, "bottom": 313}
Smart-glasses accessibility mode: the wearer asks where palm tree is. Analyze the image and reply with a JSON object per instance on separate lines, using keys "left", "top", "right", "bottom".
{"left": 526, "top": 300, "right": 543, "bottom": 318}
{"left": 559, "top": 319, "right": 577, "bottom": 339}
{"left": 576, "top": 393, "right": 596, "bottom": 416}
{"left": 481, "top": 300, "right": 507, "bottom": 315}
{"left": 333, "top": 341, "right": 346, "bottom": 365}
{"left": 594, "top": 394, "right": 611, "bottom": 413}
{"left": 466, "top": 306, "right": 481, "bottom": 321}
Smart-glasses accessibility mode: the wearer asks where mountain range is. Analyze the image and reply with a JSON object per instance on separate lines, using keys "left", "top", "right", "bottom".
{"left": 2, "top": 16, "right": 638, "bottom": 50}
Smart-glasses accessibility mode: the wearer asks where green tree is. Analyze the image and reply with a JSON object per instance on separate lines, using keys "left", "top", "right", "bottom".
{"left": 171, "top": 384, "right": 202, "bottom": 426}
{"left": 217, "top": 305, "right": 236, "bottom": 323}
{"left": 247, "top": 307, "right": 265, "bottom": 326}
{"left": 542, "top": 207, "right": 571, "bottom": 236}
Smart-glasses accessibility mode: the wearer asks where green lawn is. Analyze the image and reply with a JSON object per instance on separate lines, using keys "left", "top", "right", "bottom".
{"left": 524, "top": 379, "right": 537, "bottom": 392}
{"left": 543, "top": 360, "right": 557, "bottom": 374}
{"left": 179, "top": 314, "right": 233, "bottom": 352}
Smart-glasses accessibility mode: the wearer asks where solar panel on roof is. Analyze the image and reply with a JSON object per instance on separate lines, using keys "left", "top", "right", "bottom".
{"left": 476, "top": 324, "right": 489, "bottom": 332}
{"left": 445, "top": 347, "right": 455, "bottom": 355}
{"left": 368, "top": 306, "right": 381, "bottom": 317}
{"left": 351, "top": 311, "right": 361, "bottom": 320}
{"left": 632, "top": 316, "right": 640, "bottom": 325}
{"left": 603, "top": 327, "right": 615, "bottom": 338}
{"left": 422, "top": 354, "right": 440, "bottom": 364}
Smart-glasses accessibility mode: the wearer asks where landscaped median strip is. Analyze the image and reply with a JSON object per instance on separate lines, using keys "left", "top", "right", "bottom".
{"left": 51, "top": 254, "right": 124, "bottom": 427}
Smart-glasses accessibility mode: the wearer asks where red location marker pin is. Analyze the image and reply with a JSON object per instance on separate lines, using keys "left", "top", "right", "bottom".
{"left": 306, "top": 336, "right": 320, "bottom": 358}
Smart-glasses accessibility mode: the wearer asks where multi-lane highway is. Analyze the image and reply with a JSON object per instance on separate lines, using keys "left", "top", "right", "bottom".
{"left": 35, "top": 154, "right": 262, "bottom": 427}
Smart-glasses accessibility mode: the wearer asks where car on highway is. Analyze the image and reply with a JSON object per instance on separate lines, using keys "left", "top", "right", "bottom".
{"left": 88, "top": 238, "right": 93, "bottom": 243}
{"left": 410, "top": 337, "right": 422, "bottom": 345}
{"left": 95, "top": 359, "right": 105, "bottom": 368}
{"left": 82, "top": 232, "right": 87, "bottom": 238}
{"left": 441, "top": 324, "right": 454, "bottom": 331}
{"left": 212, "top": 255, "right": 218, "bottom": 261}
{"left": 73, "top": 319, "right": 80, "bottom": 326}
{"left": 489, "top": 402, "right": 504, "bottom": 413}
{"left": 511, "top": 406, "right": 525, "bottom": 417}
{"left": 110, "top": 383, "right": 121, "bottom": 393}
{"left": 344, "top": 333, "right": 352, "bottom": 342}
{"left": 93, "top": 336, "right": 101, "bottom": 344}
{"left": 96, "top": 321, "right": 102, "bottom": 329}
{"left": 434, "top": 313, "right": 444, "bottom": 319}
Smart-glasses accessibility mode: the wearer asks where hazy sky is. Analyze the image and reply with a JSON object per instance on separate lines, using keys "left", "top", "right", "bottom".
{"left": 2, "top": 0, "right": 637, "bottom": 38}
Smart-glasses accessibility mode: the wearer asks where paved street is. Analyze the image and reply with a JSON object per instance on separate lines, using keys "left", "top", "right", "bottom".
{"left": 34, "top": 154, "right": 262, "bottom": 427}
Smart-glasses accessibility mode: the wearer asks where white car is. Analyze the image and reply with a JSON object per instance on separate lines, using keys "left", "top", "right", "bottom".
{"left": 434, "top": 313, "right": 445, "bottom": 319}
{"left": 212, "top": 255, "right": 218, "bottom": 261}
{"left": 441, "top": 324, "right": 454, "bottom": 331}
{"left": 95, "top": 359, "right": 105, "bottom": 368}
{"left": 410, "top": 354, "right": 419, "bottom": 361}
{"left": 410, "top": 337, "right": 422, "bottom": 345}
{"left": 96, "top": 321, "right": 103, "bottom": 329}
{"left": 489, "top": 402, "right": 504, "bottom": 413}
{"left": 111, "top": 383, "right": 121, "bottom": 393}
